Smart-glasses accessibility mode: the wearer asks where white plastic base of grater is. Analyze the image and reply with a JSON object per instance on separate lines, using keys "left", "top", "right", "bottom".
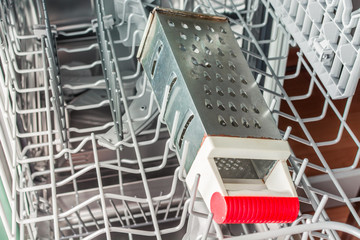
{"left": 185, "top": 136, "right": 297, "bottom": 209}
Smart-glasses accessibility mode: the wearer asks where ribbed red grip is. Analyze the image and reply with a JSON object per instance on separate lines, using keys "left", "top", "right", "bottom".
{"left": 210, "top": 192, "right": 299, "bottom": 224}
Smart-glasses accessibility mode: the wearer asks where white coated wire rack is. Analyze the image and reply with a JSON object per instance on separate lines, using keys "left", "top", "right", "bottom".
{"left": 0, "top": 0, "right": 359, "bottom": 239}
{"left": 269, "top": 0, "right": 360, "bottom": 99}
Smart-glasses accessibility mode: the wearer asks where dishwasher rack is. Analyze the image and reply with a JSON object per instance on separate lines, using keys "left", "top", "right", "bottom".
{"left": 0, "top": 0, "right": 359, "bottom": 239}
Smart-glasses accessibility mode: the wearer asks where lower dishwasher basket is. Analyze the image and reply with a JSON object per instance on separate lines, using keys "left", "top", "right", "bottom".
{"left": 0, "top": 0, "right": 360, "bottom": 239}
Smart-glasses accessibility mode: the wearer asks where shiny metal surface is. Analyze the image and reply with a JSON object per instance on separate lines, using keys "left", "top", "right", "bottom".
{"left": 139, "top": 9, "right": 281, "bottom": 171}
{"left": 214, "top": 158, "right": 276, "bottom": 179}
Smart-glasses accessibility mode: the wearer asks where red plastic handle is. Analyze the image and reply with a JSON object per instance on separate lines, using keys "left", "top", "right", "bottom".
{"left": 210, "top": 192, "right": 299, "bottom": 224}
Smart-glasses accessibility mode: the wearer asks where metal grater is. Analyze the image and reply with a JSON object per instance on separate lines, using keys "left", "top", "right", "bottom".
{"left": 138, "top": 8, "right": 298, "bottom": 224}
{"left": 138, "top": 8, "right": 282, "bottom": 169}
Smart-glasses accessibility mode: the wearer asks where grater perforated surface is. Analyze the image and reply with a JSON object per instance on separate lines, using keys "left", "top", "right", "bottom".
{"left": 214, "top": 157, "right": 276, "bottom": 180}
{"left": 156, "top": 10, "right": 282, "bottom": 139}
{"left": 138, "top": 9, "right": 282, "bottom": 171}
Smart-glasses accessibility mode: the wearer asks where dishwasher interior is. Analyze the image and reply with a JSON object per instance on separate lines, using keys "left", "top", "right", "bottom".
{"left": 0, "top": 0, "right": 360, "bottom": 239}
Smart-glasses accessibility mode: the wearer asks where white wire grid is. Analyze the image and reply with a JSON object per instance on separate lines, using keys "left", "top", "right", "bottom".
{"left": 269, "top": 0, "right": 360, "bottom": 99}
{"left": 0, "top": 0, "right": 359, "bottom": 239}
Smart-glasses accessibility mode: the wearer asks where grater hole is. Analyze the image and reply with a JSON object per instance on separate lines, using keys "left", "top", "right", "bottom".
{"left": 228, "top": 74, "right": 235, "bottom": 83}
{"left": 242, "top": 118, "right": 250, "bottom": 128}
{"left": 208, "top": 25, "right": 215, "bottom": 32}
{"left": 205, "top": 47, "right": 212, "bottom": 55}
{"left": 181, "top": 22, "right": 189, "bottom": 29}
{"left": 228, "top": 87, "right": 236, "bottom": 97}
{"left": 240, "top": 89, "right": 248, "bottom": 98}
{"left": 217, "top": 48, "right": 224, "bottom": 56}
{"left": 151, "top": 43, "right": 163, "bottom": 77}
{"left": 216, "top": 60, "right": 223, "bottom": 69}
{"left": 204, "top": 84, "right": 211, "bottom": 95}
{"left": 191, "top": 57, "right": 198, "bottom": 66}
{"left": 180, "top": 32, "right": 187, "bottom": 40}
{"left": 241, "top": 103, "right": 248, "bottom": 112}
{"left": 191, "top": 70, "right": 200, "bottom": 80}
{"left": 218, "top": 115, "right": 227, "bottom": 126}
{"left": 217, "top": 100, "right": 225, "bottom": 111}
{"left": 192, "top": 44, "right": 199, "bottom": 53}
{"left": 216, "top": 86, "right": 224, "bottom": 96}
{"left": 168, "top": 20, "right": 175, "bottom": 27}
{"left": 178, "top": 115, "right": 194, "bottom": 148}
{"left": 169, "top": 76, "right": 177, "bottom": 92}
{"left": 203, "top": 60, "right": 211, "bottom": 68}
{"left": 230, "top": 116, "right": 238, "bottom": 127}
{"left": 206, "top": 34, "right": 213, "bottom": 43}
{"left": 230, "top": 50, "right": 236, "bottom": 57}
{"left": 205, "top": 99, "right": 213, "bottom": 109}
{"left": 254, "top": 119, "right": 261, "bottom": 129}
{"left": 228, "top": 61, "right": 236, "bottom": 71}
{"left": 179, "top": 43, "right": 186, "bottom": 51}
{"left": 216, "top": 73, "right": 224, "bottom": 82}
{"left": 220, "top": 26, "right": 227, "bottom": 33}
{"left": 219, "top": 37, "right": 225, "bottom": 44}
{"left": 151, "top": 62, "right": 157, "bottom": 76}
{"left": 252, "top": 106, "right": 260, "bottom": 114}
{"left": 194, "top": 24, "right": 202, "bottom": 31}
{"left": 240, "top": 75, "right": 248, "bottom": 84}
{"left": 204, "top": 71, "right": 211, "bottom": 81}
{"left": 194, "top": 34, "right": 200, "bottom": 41}
{"left": 229, "top": 102, "right": 237, "bottom": 111}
